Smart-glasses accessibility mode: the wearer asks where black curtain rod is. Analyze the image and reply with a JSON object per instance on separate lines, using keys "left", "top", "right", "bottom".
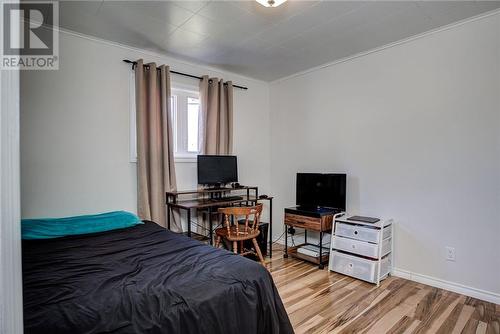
{"left": 123, "top": 59, "right": 248, "bottom": 90}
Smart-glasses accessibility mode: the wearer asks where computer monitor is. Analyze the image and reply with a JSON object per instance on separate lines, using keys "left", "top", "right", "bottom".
{"left": 197, "top": 155, "right": 238, "bottom": 186}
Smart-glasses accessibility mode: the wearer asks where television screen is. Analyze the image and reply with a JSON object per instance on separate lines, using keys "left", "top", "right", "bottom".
{"left": 296, "top": 173, "right": 346, "bottom": 210}
{"left": 197, "top": 155, "right": 238, "bottom": 185}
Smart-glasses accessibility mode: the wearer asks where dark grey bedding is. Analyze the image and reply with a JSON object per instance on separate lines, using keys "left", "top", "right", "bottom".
{"left": 22, "top": 221, "right": 293, "bottom": 334}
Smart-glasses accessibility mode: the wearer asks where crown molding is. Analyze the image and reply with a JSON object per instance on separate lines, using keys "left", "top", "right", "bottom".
{"left": 56, "top": 26, "right": 268, "bottom": 86}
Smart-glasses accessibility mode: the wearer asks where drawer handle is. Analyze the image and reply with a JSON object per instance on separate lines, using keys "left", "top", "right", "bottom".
{"left": 354, "top": 231, "right": 358, "bottom": 235}
{"left": 351, "top": 245, "right": 356, "bottom": 249}
{"left": 348, "top": 263, "right": 353, "bottom": 268}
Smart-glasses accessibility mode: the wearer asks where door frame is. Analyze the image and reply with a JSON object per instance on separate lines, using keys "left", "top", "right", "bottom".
{"left": 0, "top": 40, "right": 23, "bottom": 334}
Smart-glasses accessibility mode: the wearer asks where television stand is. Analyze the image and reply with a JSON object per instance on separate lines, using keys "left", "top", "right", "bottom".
{"left": 283, "top": 206, "right": 341, "bottom": 269}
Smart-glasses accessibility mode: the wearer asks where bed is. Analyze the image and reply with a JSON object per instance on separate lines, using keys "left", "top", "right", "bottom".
{"left": 22, "top": 221, "right": 293, "bottom": 334}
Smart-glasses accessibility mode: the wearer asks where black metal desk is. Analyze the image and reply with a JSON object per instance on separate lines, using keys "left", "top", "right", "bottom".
{"left": 166, "top": 187, "right": 258, "bottom": 244}
{"left": 166, "top": 187, "right": 274, "bottom": 257}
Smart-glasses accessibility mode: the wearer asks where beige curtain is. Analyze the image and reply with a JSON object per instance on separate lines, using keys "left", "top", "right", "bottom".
{"left": 199, "top": 76, "right": 233, "bottom": 155}
{"left": 135, "top": 59, "right": 180, "bottom": 230}
{"left": 197, "top": 76, "right": 234, "bottom": 234}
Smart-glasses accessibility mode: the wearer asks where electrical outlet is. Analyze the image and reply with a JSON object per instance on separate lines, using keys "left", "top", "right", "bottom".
{"left": 446, "top": 247, "right": 456, "bottom": 261}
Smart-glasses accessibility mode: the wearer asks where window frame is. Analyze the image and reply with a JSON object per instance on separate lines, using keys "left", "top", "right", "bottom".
{"left": 171, "top": 87, "right": 200, "bottom": 162}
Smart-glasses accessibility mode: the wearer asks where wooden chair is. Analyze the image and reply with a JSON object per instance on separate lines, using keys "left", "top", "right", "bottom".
{"left": 215, "top": 204, "right": 265, "bottom": 265}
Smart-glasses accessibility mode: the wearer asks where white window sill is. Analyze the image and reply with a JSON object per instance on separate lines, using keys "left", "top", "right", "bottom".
{"left": 174, "top": 155, "right": 197, "bottom": 163}
{"left": 129, "top": 155, "right": 198, "bottom": 164}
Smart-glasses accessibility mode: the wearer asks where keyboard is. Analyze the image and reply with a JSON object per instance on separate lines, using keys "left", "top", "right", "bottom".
{"left": 208, "top": 196, "right": 244, "bottom": 202}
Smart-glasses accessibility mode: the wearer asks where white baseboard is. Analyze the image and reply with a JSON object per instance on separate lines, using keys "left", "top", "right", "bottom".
{"left": 392, "top": 268, "right": 500, "bottom": 304}
{"left": 274, "top": 239, "right": 499, "bottom": 304}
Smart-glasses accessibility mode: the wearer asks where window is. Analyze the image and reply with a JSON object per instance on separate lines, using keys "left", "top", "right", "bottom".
{"left": 171, "top": 89, "right": 201, "bottom": 159}
{"left": 129, "top": 70, "right": 200, "bottom": 162}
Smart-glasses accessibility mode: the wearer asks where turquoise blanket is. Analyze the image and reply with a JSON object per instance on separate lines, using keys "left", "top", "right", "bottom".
{"left": 22, "top": 211, "right": 143, "bottom": 240}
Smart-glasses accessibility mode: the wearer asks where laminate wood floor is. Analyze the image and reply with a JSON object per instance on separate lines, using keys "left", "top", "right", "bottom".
{"left": 265, "top": 248, "right": 500, "bottom": 334}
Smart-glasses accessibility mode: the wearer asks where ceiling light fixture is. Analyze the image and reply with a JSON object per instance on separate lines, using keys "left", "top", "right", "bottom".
{"left": 256, "top": 0, "right": 287, "bottom": 8}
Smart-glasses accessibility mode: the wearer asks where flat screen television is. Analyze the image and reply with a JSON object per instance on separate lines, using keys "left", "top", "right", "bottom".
{"left": 197, "top": 155, "right": 238, "bottom": 185}
{"left": 296, "top": 173, "right": 346, "bottom": 210}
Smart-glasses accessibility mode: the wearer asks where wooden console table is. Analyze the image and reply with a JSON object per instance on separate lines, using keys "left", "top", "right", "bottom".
{"left": 283, "top": 207, "right": 336, "bottom": 269}
{"left": 166, "top": 187, "right": 273, "bottom": 257}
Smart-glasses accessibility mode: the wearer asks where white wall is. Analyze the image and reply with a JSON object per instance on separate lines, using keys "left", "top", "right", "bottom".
{"left": 270, "top": 13, "right": 500, "bottom": 298}
{"left": 21, "top": 30, "right": 271, "bottom": 219}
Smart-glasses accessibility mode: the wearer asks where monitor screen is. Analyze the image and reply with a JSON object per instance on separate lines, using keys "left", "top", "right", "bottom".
{"left": 296, "top": 173, "right": 346, "bottom": 210}
{"left": 197, "top": 155, "right": 238, "bottom": 185}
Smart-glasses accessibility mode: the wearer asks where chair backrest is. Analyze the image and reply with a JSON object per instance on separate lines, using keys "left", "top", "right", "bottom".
{"left": 218, "top": 204, "right": 263, "bottom": 238}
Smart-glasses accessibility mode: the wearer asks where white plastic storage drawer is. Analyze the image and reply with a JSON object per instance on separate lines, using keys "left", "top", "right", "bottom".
{"left": 329, "top": 251, "right": 391, "bottom": 283}
{"left": 332, "top": 236, "right": 391, "bottom": 258}
{"left": 336, "top": 223, "right": 391, "bottom": 243}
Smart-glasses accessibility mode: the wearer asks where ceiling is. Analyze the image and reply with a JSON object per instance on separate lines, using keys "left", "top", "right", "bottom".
{"left": 57, "top": 1, "right": 500, "bottom": 81}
